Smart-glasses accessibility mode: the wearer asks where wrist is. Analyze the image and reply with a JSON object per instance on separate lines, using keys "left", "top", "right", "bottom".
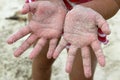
{"left": 73, "top": 5, "right": 96, "bottom": 13}
{"left": 26, "top": 0, "right": 67, "bottom": 10}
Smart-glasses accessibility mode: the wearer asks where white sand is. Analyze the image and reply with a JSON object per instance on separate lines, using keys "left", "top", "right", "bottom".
{"left": 0, "top": 0, "right": 120, "bottom": 80}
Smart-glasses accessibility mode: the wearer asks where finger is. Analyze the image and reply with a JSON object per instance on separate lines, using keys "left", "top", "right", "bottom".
{"left": 91, "top": 40, "right": 105, "bottom": 67}
{"left": 53, "top": 37, "right": 67, "bottom": 59}
{"left": 7, "top": 26, "right": 31, "bottom": 44}
{"left": 14, "top": 34, "right": 37, "bottom": 57}
{"left": 21, "top": 2, "right": 38, "bottom": 14}
{"left": 96, "top": 15, "right": 111, "bottom": 35}
{"left": 29, "top": 38, "right": 47, "bottom": 59}
{"left": 66, "top": 45, "right": 77, "bottom": 73}
{"left": 47, "top": 38, "right": 58, "bottom": 59}
{"left": 21, "top": 3, "right": 30, "bottom": 14}
{"left": 81, "top": 47, "right": 92, "bottom": 78}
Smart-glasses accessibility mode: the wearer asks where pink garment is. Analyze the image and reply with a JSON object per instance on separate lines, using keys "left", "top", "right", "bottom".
{"left": 26, "top": 0, "right": 108, "bottom": 44}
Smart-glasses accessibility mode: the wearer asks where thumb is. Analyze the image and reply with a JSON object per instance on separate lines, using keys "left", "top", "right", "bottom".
{"left": 96, "top": 15, "right": 111, "bottom": 35}
{"left": 100, "top": 21, "right": 111, "bottom": 35}
{"left": 21, "top": 2, "right": 38, "bottom": 14}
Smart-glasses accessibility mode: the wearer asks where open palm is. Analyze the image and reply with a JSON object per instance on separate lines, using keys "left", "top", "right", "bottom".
{"left": 7, "top": 1, "right": 67, "bottom": 59}
{"left": 53, "top": 5, "right": 111, "bottom": 77}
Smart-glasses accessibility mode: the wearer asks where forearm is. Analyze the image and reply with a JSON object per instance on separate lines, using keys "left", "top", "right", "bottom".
{"left": 115, "top": 0, "right": 120, "bottom": 8}
{"left": 80, "top": 0, "right": 119, "bottom": 19}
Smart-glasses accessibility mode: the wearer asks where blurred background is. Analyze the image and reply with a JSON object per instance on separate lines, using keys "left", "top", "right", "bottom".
{"left": 0, "top": 0, "right": 120, "bottom": 80}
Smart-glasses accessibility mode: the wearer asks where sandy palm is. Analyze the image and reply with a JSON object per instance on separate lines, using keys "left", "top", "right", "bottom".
{"left": 7, "top": 1, "right": 66, "bottom": 59}
{"left": 53, "top": 5, "right": 111, "bottom": 78}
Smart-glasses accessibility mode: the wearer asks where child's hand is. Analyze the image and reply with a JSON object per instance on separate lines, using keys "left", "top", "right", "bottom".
{"left": 7, "top": 1, "right": 67, "bottom": 59}
{"left": 53, "top": 5, "right": 111, "bottom": 78}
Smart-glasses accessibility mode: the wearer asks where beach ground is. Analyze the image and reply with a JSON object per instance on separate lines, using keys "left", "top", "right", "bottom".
{"left": 0, "top": 0, "right": 120, "bottom": 80}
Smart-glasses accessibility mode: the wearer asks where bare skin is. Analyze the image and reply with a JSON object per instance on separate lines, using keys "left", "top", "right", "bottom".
{"left": 7, "top": 0, "right": 120, "bottom": 80}
{"left": 7, "top": 0, "right": 109, "bottom": 78}
{"left": 33, "top": 0, "right": 118, "bottom": 80}
{"left": 115, "top": 0, "right": 120, "bottom": 8}
{"left": 7, "top": 1, "right": 67, "bottom": 59}
{"left": 53, "top": 5, "right": 110, "bottom": 78}
{"left": 81, "top": 0, "right": 120, "bottom": 19}
{"left": 31, "top": 0, "right": 120, "bottom": 79}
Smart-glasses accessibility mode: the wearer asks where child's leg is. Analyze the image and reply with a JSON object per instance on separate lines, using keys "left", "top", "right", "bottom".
{"left": 69, "top": 47, "right": 97, "bottom": 80}
{"left": 32, "top": 41, "right": 55, "bottom": 80}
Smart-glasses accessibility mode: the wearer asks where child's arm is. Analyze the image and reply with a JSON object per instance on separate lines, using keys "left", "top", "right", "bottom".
{"left": 115, "top": 0, "right": 120, "bottom": 8}
{"left": 81, "top": 0, "right": 119, "bottom": 19}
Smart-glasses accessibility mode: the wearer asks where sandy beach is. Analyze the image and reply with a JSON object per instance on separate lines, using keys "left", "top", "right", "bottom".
{"left": 0, "top": 0, "right": 120, "bottom": 80}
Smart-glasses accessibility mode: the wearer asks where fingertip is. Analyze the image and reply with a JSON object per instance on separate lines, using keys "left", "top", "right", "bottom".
{"left": 20, "top": 10, "right": 26, "bottom": 14}
{"left": 29, "top": 53, "right": 35, "bottom": 60}
{"left": 65, "top": 68, "right": 70, "bottom": 73}
{"left": 101, "top": 23, "right": 111, "bottom": 35}
{"left": 14, "top": 53, "right": 20, "bottom": 57}
{"left": 14, "top": 49, "right": 23, "bottom": 57}
{"left": 47, "top": 54, "right": 52, "bottom": 59}
{"left": 7, "top": 35, "right": 18, "bottom": 44}
{"left": 14, "top": 50, "right": 20, "bottom": 57}
{"left": 84, "top": 68, "right": 92, "bottom": 78}
{"left": 53, "top": 55, "right": 57, "bottom": 59}
{"left": 47, "top": 50, "right": 54, "bottom": 59}
{"left": 101, "top": 60, "right": 105, "bottom": 67}
{"left": 29, "top": 55, "right": 34, "bottom": 60}
{"left": 85, "top": 73, "right": 92, "bottom": 78}
{"left": 6, "top": 40, "right": 12, "bottom": 44}
{"left": 99, "top": 57, "right": 106, "bottom": 67}
{"left": 65, "top": 62, "right": 73, "bottom": 73}
{"left": 29, "top": 52, "right": 38, "bottom": 60}
{"left": 53, "top": 52, "right": 59, "bottom": 59}
{"left": 101, "top": 29, "right": 111, "bottom": 35}
{"left": 86, "top": 74, "right": 92, "bottom": 78}
{"left": 6, "top": 38, "right": 14, "bottom": 44}
{"left": 19, "top": 10, "right": 23, "bottom": 14}
{"left": 65, "top": 66, "right": 72, "bottom": 73}
{"left": 21, "top": 4, "right": 30, "bottom": 14}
